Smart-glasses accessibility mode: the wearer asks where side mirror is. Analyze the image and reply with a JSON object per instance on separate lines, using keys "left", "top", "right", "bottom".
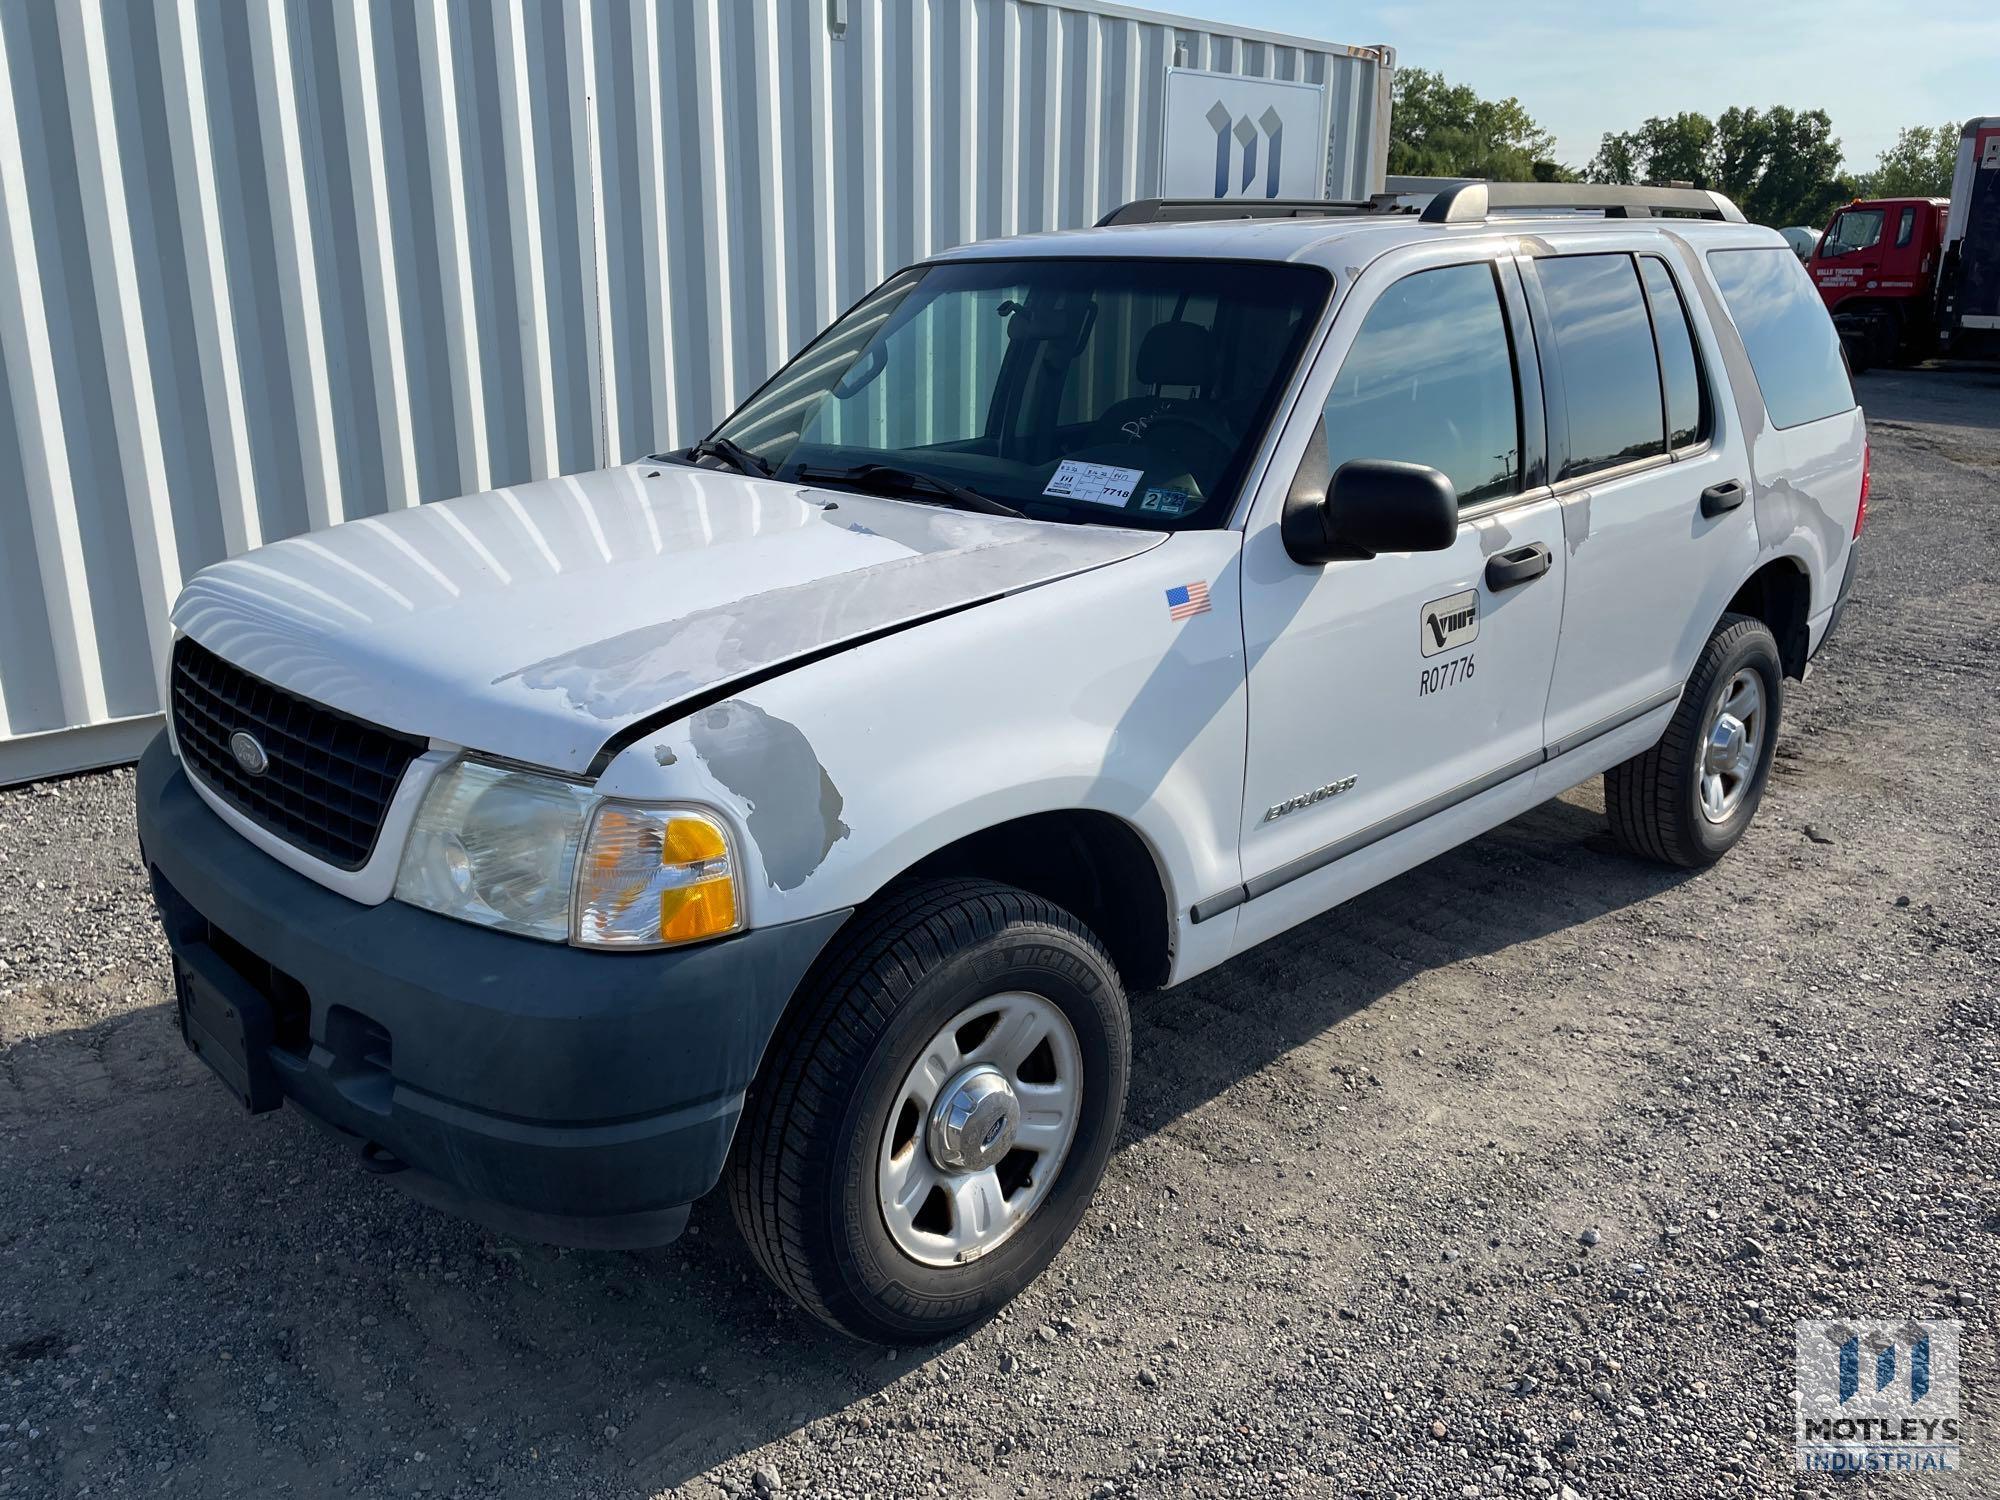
{"left": 1282, "top": 426, "right": 1459, "bottom": 564}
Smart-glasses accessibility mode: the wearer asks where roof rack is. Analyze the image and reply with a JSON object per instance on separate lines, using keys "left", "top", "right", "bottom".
{"left": 1097, "top": 182, "right": 1747, "bottom": 230}
{"left": 1096, "top": 197, "right": 1394, "bottom": 226}
{"left": 1419, "top": 182, "right": 1747, "bottom": 224}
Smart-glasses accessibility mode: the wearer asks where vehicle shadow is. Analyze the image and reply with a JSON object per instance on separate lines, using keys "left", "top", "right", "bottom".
{"left": 0, "top": 790, "right": 1695, "bottom": 1497}
{"left": 1858, "top": 364, "right": 2000, "bottom": 433}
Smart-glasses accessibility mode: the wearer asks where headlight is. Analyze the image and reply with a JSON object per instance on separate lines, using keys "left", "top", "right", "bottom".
{"left": 393, "top": 759, "right": 742, "bottom": 949}
{"left": 574, "top": 804, "right": 740, "bottom": 949}
{"left": 394, "top": 761, "right": 592, "bottom": 940}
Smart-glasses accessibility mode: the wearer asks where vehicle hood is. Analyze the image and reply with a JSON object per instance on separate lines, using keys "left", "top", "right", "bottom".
{"left": 172, "top": 464, "right": 1162, "bottom": 776}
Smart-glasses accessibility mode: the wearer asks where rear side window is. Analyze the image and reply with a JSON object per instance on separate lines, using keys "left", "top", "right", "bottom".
{"left": 1537, "top": 254, "right": 1665, "bottom": 479}
{"left": 1707, "top": 248, "right": 1856, "bottom": 429}
{"left": 1895, "top": 206, "right": 1917, "bottom": 247}
{"left": 1321, "top": 262, "right": 1521, "bottom": 505}
{"left": 1639, "top": 257, "right": 1706, "bottom": 449}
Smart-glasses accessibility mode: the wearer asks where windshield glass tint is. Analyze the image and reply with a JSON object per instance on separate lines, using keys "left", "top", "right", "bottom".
{"left": 712, "top": 259, "right": 1330, "bottom": 528}
{"left": 1824, "top": 209, "right": 1883, "bottom": 254}
{"left": 1639, "top": 256, "right": 1706, "bottom": 449}
{"left": 1537, "top": 253, "right": 1666, "bottom": 479}
{"left": 1322, "top": 262, "right": 1521, "bottom": 506}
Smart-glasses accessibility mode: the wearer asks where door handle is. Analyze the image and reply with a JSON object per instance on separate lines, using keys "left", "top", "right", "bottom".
{"left": 1701, "top": 479, "right": 1747, "bottom": 517}
{"left": 1484, "top": 542, "right": 1551, "bottom": 591}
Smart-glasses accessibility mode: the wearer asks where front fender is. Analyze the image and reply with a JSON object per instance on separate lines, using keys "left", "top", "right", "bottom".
{"left": 594, "top": 531, "right": 1250, "bottom": 985}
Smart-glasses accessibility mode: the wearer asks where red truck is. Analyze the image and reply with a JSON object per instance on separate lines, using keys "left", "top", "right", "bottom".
{"left": 1809, "top": 196, "right": 1949, "bottom": 368}
{"left": 1809, "top": 117, "right": 2000, "bottom": 370}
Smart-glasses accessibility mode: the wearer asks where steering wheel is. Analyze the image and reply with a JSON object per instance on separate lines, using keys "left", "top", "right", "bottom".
{"left": 1112, "top": 409, "right": 1237, "bottom": 484}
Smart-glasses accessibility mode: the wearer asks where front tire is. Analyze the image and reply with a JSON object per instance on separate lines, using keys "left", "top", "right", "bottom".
{"left": 1604, "top": 613, "right": 1783, "bottom": 868}
{"left": 727, "top": 879, "right": 1130, "bottom": 1344}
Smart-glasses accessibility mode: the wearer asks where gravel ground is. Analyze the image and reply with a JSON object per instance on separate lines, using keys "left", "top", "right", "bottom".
{"left": 1, "top": 369, "right": 1995, "bottom": 1500}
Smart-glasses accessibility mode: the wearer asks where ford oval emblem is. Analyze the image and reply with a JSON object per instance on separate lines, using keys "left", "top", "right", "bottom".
{"left": 228, "top": 730, "right": 269, "bottom": 777}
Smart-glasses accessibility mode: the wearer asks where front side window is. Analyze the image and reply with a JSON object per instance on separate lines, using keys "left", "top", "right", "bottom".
{"left": 1639, "top": 256, "right": 1708, "bottom": 450}
{"left": 709, "top": 258, "right": 1329, "bottom": 529}
{"left": 1537, "top": 254, "right": 1666, "bottom": 479}
{"left": 1822, "top": 208, "right": 1884, "bottom": 255}
{"left": 1320, "top": 261, "right": 1522, "bottom": 506}
{"left": 1707, "top": 247, "right": 1855, "bottom": 429}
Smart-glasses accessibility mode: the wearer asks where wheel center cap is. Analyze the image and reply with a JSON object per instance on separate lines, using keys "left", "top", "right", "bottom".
{"left": 1707, "top": 713, "right": 1747, "bottom": 774}
{"left": 927, "top": 1064, "right": 1020, "bottom": 1173}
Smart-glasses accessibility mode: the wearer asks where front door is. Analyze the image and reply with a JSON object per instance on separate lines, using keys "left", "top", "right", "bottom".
{"left": 1235, "top": 249, "right": 1566, "bottom": 937}
{"left": 1810, "top": 204, "right": 1888, "bottom": 310}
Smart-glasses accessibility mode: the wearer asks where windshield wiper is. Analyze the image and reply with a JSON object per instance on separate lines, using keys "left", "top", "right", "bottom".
{"left": 683, "top": 435, "right": 773, "bottom": 477}
{"left": 792, "top": 462, "right": 1025, "bottom": 518}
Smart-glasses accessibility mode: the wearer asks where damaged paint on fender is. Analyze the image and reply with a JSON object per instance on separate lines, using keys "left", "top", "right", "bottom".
{"left": 691, "top": 700, "right": 850, "bottom": 890}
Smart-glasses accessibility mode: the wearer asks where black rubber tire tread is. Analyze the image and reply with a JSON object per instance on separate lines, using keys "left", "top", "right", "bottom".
{"left": 726, "top": 876, "right": 1126, "bottom": 1341}
{"left": 1604, "top": 613, "right": 1781, "bottom": 869}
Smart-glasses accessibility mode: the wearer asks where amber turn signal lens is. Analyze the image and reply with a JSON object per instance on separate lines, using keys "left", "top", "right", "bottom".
{"left": 574, "top": 804, "right": 741, "bottom": 949}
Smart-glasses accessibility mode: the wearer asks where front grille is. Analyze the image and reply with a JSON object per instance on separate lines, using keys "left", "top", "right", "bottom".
{"left": 170, "top": 635, "right": 426, "bottom": 870}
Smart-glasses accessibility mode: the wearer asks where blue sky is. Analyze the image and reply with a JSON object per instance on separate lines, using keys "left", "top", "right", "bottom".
{"left": 1172, "top": 0, "right": 2000, "bottom": 175}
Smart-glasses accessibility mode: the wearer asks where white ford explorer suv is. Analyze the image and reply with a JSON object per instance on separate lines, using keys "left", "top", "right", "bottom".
{"left": 139, "top": 183, "right": 1866, "bottom": 1343}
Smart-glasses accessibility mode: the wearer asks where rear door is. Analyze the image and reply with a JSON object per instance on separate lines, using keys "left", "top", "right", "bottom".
{"left": 1527, "top": 244, "right": 1758, "bottom": 750}
{"left": 1233, "top": 243, "right": 1567, "bottom": 933}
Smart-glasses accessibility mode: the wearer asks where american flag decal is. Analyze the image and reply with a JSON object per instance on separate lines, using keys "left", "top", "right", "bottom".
{"left": 1164, "top": 580, "right": 1211, "bottom": 621}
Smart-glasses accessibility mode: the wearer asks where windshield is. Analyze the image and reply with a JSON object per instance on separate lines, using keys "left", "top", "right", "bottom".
{"left": 704, "top": 258, "right": 1331, "bottom": 529}
{"left": 1821, "top": 209, "right": 1883, "bottom": 256}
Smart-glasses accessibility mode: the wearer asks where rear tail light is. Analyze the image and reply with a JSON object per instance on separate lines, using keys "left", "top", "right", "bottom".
{"left": 1854, "top": 440, "right": 1870, "bottom": 538}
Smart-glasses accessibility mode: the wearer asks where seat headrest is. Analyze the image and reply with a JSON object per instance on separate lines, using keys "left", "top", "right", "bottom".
{"left": 1137, "top": 320, "right": 1213, "bottom": 388}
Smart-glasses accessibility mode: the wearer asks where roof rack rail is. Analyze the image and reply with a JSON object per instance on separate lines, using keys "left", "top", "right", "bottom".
{"left": 1097, "top": 197, "right": 1398, "bottom": 227}
{"left": 1419, "top": 182, "right": 1747, "bottom": 224}
{"left": 1097, "top": 184, "right": 1748, "bottom": 230}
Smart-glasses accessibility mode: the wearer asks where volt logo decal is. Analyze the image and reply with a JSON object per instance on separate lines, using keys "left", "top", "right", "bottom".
{"left": 1421, "top": 589, "right": 1479, "bottom": 658}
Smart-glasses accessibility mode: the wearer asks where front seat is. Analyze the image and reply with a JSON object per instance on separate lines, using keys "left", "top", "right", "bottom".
{"left": 1097, "top": 320, "right": 1215, "bottom": 437}
{"left": 1090, "top": 320, "right": 1238, "bottom": 490}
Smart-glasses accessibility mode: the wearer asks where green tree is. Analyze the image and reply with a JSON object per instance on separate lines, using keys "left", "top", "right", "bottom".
{"left": 1388, "top": 68, "right": 1565, "bottom": 182}
{"left": 1636, "top": 113, "right": 1719, "bottom": 187}
{"left": 1852, "top": 123, "right": 1960, "bottom": 198}
{"left": 1713, "top": 106, "right": 1769, "bottom": 203}
{"left": 1588, "top": 131, "right": 1639, "bottom": 185}
{"left": 1744, "top": 107, "right": 1848, "bottom": 226}
{"left": 1590, "top": 113, "right": 1722, "bottom": 189}
{"left": 1590, "top": 106, "right": 1848, "bottom": 226}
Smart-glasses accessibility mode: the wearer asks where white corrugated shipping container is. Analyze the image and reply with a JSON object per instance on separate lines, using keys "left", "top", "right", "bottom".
{"left": 0, "top": 0, "right": 1392, "bottom": 784}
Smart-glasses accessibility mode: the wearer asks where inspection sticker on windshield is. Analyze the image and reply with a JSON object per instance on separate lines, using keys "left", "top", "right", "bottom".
{"left": 1138, "top": 486, "right": 1198, "bottom": 517}
{"left": 1043, "top": 460, "right": 1143, "bottom": 507}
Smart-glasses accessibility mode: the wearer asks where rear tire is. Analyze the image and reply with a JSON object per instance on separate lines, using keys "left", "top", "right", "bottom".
{"left": 727, "top": 878, "right": 1130, "bottom": 1344}
{"left": 1604, "top": 613, "right": 1783, "bottom": 868}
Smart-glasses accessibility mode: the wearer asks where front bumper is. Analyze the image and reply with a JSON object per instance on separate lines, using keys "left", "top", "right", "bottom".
{"left": 136, "top": 733, "right": 847, "bottom": 1247}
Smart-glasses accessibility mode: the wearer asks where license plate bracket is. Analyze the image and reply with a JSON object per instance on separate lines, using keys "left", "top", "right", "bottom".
{"left": 173, "top": 946, "right": 283, "bottom": 1114}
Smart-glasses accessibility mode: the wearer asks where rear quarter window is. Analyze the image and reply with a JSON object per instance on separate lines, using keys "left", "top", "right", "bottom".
{"left": 1706, "top": 248, "right": 1856, "bottom": 429}
{"left": 1639, "top": 257, "right": 1707, "bottom": 450}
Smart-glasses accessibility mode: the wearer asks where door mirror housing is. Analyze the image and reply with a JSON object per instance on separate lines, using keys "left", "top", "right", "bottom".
{"left": 1282, "top": 425, "right": 1460, "bottom": 564}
